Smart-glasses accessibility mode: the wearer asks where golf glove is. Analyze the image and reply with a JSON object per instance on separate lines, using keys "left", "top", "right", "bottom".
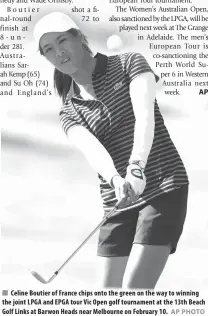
{"left": 125, "top": 163, "right": 146, "bottom": 200}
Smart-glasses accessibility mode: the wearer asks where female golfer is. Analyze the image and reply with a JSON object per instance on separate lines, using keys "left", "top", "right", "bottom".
{"left": 33, "top": 12, "right": 189, "bottom": 289}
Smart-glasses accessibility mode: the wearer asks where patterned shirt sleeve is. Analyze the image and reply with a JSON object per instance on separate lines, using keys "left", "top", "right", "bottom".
{"left": 59, "top": 110, "right": 80, "bottom": 135}
{"left": 126, "top": 52, "right": 160, "bottom": 83}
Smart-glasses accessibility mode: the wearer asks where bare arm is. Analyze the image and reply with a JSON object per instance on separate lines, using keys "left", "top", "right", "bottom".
{"left": 129, "top": 72, "right": 157, "bottom": 165}
{"left": 125, "top": 72, "right": 157, "bottom": 199}
{"left": 67, "top": 126, "right": 133, "bottom": 205}
{"left": 67, "top": 126, "right": 118, "bottom": 185}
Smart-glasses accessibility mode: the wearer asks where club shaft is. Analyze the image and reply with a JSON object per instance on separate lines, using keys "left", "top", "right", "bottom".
{"left": 54, "top": 205, "right": 118, "bottom": 275}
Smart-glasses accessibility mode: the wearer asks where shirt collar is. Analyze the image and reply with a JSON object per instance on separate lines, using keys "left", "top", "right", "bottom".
{"left": 93, "top": 52, "right": 108, "bottom": 74}
{"left": 65, "top": 52, "right": 108, "bottom": 101}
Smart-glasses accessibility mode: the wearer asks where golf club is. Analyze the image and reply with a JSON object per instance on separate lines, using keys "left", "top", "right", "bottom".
{"left": 30, "top": 202, "right": 121, "bottom": 284}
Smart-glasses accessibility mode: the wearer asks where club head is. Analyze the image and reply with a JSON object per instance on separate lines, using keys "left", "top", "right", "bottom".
{"left": 30, "top": 271, "right": 48, "bottom": 284}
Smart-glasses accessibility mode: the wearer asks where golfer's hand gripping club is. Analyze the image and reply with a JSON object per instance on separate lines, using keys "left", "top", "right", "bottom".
{"left": 125, "top": 164, "right": 146, "bottom": 202}
{"left": 111, "top": 174, "right": 137, "bottom": 207}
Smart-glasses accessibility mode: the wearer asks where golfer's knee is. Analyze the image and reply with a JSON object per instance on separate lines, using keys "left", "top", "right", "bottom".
{"left": 122, "top": 244, "right": 171, "bottom": 289}
{"left": 96, "top": 256, "right": 128, "bottom": 288}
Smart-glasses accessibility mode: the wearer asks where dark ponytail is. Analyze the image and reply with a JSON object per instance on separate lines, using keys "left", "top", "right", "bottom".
{"left": 53, "top": 69, "right": 80, "bottom": 103}
{"left": 39, "top": 28, "right": 93, "bottom": 104}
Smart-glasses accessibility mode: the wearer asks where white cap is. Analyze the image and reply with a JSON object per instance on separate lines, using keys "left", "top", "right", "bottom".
{"left": 33, "top": 12, "right": 79, "bottom": 47}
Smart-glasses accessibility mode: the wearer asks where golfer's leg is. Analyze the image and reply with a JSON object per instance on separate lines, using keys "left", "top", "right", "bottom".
{"left": 122, "top": 244, "right": 171, "bottom": 289}
{"left": 96, "top": 256, "right": 129, "bottom": 288}
{"left": 96, "top": 206, "right": 139, "bottom": 288}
